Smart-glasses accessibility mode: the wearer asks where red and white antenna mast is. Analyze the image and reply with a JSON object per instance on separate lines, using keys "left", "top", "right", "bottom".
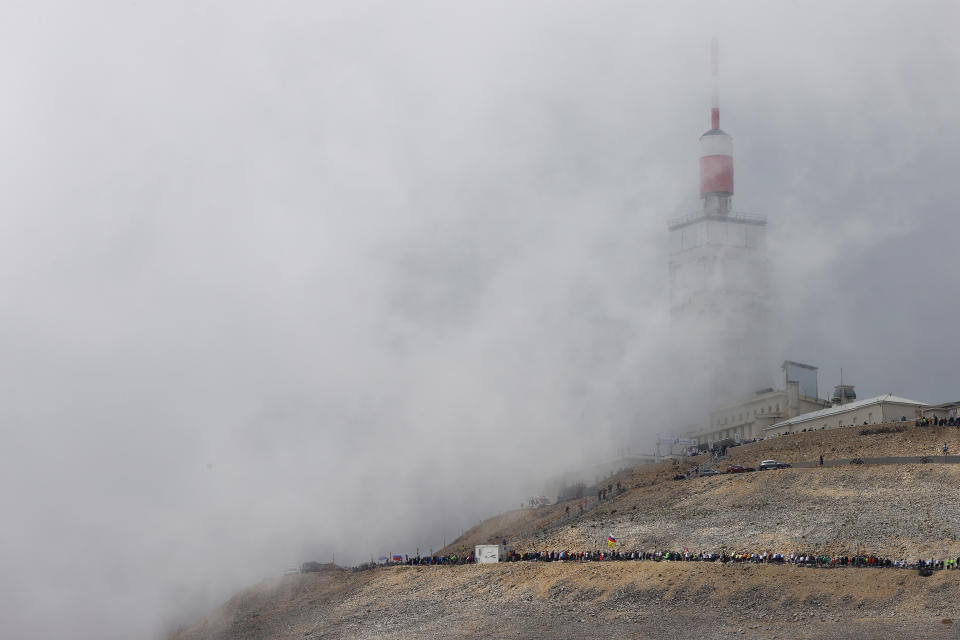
{"left": 699, "top": 37, "right": 734, "bottom": 213}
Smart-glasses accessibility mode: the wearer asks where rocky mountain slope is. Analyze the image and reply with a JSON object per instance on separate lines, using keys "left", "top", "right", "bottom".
{"left": 171, "top": 561, "right": 960, "bottom": 640}
{"left": 171, "top": 423, "right": 960, "bottom": 639}
{"left": 517, "top": 465, "right": 960, "bottom": 560}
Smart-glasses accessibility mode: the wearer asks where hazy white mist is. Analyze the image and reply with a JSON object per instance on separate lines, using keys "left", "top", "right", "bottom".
{"left": 1, "top": 1, "right": 958, "bottom": 637}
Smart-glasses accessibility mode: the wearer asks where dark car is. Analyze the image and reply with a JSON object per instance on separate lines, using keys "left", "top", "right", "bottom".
{"left": 699, "top": 468, "right": 721, "bottom": 477}
{"left": 726, "top": 465, "right": 755, "bottom": 473}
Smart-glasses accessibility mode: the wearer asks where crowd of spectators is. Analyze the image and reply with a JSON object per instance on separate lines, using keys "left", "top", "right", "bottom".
{"left": 398, "top": 553, "right": 475, "bottom": 566}
{"left": 917, "top": 416, "right": 960, "bottom": 426}
{"left": 499, "top": 549, "right": 932, "bottom": 567}
{"left": 389, "top": 549, "right": 960, "bottom": 571}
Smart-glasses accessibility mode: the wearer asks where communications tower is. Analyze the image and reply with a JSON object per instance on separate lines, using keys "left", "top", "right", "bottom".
{"left": 668, "top": 40, "right": 772, "bottom": 398}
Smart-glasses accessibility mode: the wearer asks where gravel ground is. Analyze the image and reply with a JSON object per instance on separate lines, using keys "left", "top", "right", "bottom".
{"left": 171, "top": 562, "right": 960, "bottom": 640}
{"left": 521, "top": 465, "right": 960, "bottom": 560}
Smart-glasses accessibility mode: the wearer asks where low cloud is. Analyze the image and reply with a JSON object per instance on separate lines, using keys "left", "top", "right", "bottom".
{"left": 0, "top": 1, "right": 958, "bottom": 638}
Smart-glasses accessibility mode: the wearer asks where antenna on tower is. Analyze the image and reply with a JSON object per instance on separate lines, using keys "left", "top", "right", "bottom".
{"left": 711, "top": 37, "right": 720, "bottom": 130}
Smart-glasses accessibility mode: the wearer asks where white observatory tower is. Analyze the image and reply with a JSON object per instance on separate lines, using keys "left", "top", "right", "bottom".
{"left": 668, "top": 40, "right": 772, "bottom": 399}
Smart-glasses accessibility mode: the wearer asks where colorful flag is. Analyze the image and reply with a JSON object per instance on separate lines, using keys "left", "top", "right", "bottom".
{"left": 392, "top": 555, "right": 403, "bottom": 563}
{"left": 607, "top": 535, "right": 616, "bottom": 548}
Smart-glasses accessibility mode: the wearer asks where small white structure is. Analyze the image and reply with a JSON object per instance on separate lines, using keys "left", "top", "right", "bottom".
{"left": 475, "top": 545, "right": 506, "bottom": 564}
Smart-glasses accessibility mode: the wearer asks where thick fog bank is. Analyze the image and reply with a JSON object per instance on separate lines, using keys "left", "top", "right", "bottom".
{"left": 0, "top": 1, "right": 958, "bottom": 638}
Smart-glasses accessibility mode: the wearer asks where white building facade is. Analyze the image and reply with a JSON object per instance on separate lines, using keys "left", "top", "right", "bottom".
{"left": 923, "top": 402, "right": 960, "bottom": 421}
{"left": 685, "top": 361, "right": 830, "bottom": 446}
{"left": 764, "top": 394, "right": 927, "bottom": 436}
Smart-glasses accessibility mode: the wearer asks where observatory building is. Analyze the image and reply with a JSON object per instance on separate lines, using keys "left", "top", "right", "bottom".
{"left": 686, "top": 361, "right": 831, "bottom": 444}
{"left": 667, "top": 44, "right": 773, "bottom": 401}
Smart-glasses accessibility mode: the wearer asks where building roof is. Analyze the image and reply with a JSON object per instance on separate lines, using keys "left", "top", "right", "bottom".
{"left": 782, "top": 360, "right": 818, "bottom": 371}
{"left": 765, "top": 394, "right": 927, "bottom": 431}
{"left": 927, "top": 401, "right": 960, "bottom": 410}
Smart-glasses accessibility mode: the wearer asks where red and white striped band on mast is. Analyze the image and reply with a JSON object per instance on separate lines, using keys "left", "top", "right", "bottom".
{"left": 699, "top": 37, "right": 733, "bottom": 199}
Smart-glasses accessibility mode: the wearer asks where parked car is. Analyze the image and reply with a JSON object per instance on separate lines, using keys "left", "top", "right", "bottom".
{"left": 759, "top": 459, "right": 791, "bottom": 470}
{"left": 699, "top": 468, "right": 721, "bottom": 477}
{"left": 726, "top": 465, "right": 755, "bottom": 473}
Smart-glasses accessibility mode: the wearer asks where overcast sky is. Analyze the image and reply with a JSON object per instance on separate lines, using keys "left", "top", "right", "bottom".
{"left": 2, "top": 1, "right": 959, "bottom": 638}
